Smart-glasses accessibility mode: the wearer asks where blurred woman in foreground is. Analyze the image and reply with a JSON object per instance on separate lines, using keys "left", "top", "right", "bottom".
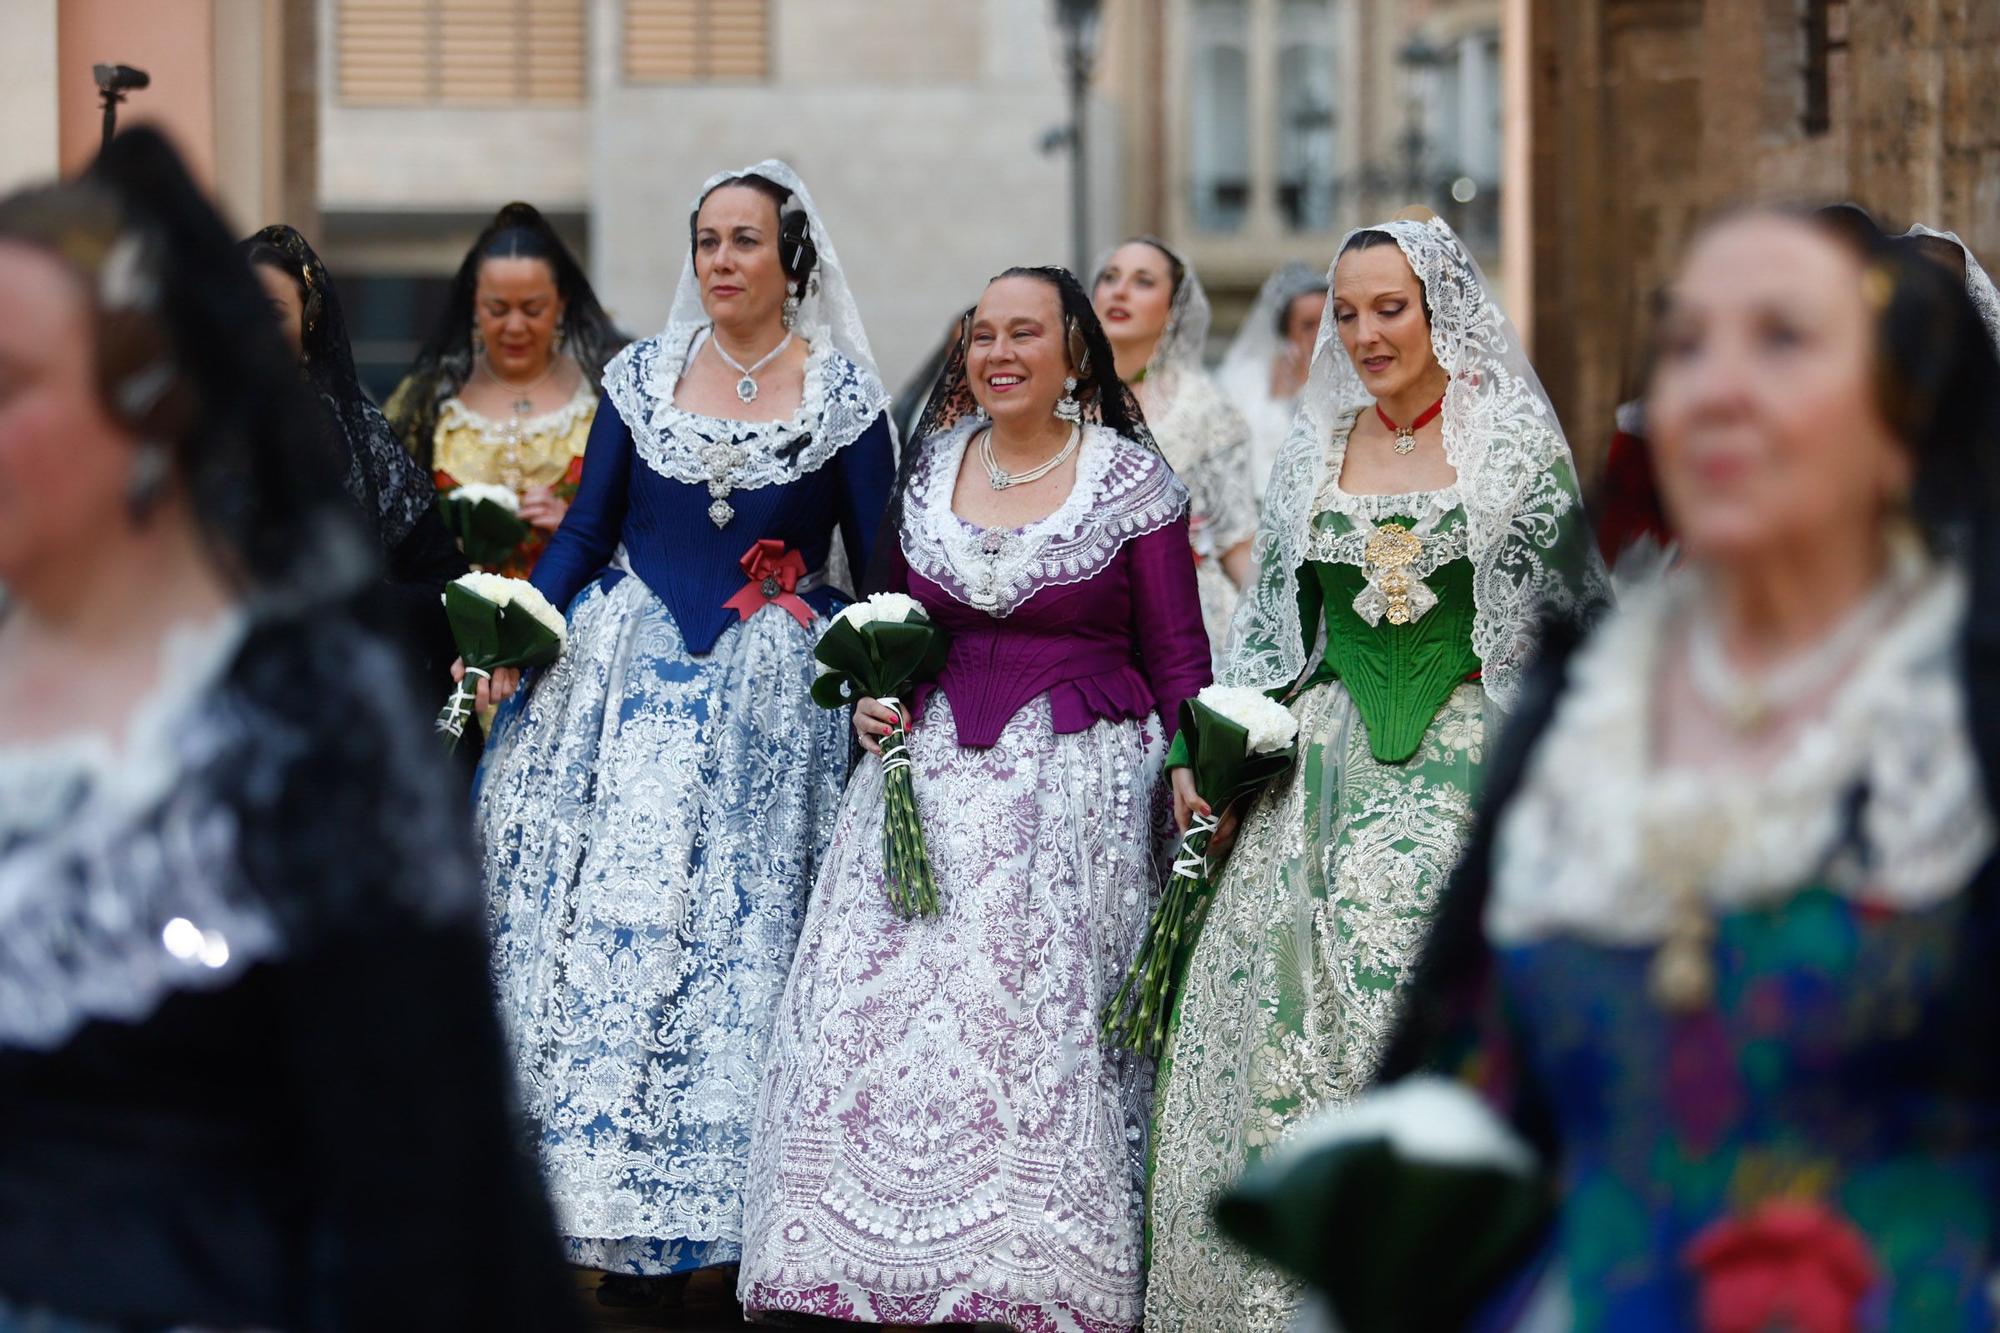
{"left": 0, "top": 130, "right": 576, "bottom": 1332}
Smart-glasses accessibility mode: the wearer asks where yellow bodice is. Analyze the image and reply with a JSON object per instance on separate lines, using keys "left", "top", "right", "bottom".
{"left": 430, "top": 380, "right": 597, "bottom": 493}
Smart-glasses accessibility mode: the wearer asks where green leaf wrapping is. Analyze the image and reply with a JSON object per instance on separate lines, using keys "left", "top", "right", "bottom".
{"left": 1213, "top": 1137, "right": 1552, "bottom": 1333}
{"left": 812, "top": 612, "right": 949, "bottom": 917}
{"left": 434, "top": 583, "right": 567, "bottom": 753}
{"left": 441, "top": 495, "right": 532, "bottom": 569}
{"left": 1100, "top": 695, "right": 1299, "bottom": 1056}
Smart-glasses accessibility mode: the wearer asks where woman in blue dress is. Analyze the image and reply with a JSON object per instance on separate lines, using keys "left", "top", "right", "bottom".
{"left": 467, "top": 159, "right": 895, "bottom": 1308}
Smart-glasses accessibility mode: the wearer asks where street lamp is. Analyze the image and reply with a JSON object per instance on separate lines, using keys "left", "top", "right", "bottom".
{"left": 1053, "top": 0, "right": 1103, "bottom": 275}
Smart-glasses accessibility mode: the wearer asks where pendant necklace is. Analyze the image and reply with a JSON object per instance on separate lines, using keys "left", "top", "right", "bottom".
{"left": 1375, "top": 394, "right": 1446, "bottom": 455}
{"left": 712, "top": 330, "right": 794, "bottom": 403}
{"left": 480, "top": 353, "right": 561, "bottom": 418}
{"left": 981, "top": 423, "right": 1080, "bottom": 491}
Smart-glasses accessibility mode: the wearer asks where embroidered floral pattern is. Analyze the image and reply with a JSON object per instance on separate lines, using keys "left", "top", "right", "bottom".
{"left": 738, "top": 693, "right": 1170, "bottom": 1333}
{"left": 602, "top": 327, "right": 890, "bottom": 500}
{"left": 1143, "top": 674, "right": 1488, "bottom": 1331}
{"left": 479, "top": 573, "right": 849, "bottom": 1274}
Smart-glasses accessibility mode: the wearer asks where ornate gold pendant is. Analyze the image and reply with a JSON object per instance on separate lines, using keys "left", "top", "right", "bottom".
{"left": 1362, "top": 522, "right": 1426, "bottom": 625}
{"left": 1393, "top": 428, "right": 1417, "bottom": 455}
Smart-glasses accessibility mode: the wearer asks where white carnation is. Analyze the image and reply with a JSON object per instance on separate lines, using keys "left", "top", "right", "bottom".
{"left": 831, "top": 592, "right": 927, "bottom": 632}
{"left": 862, "top": 592, "right": 925, "bottom": 624}
{"left": 447, "top": 572, "right": 567, "bottom": 644}
{"left": 1195, "top": 684, "right": 1299, "bottom": 754}
{"left": 446, "top": 482, "right": 521, "bottom": 513}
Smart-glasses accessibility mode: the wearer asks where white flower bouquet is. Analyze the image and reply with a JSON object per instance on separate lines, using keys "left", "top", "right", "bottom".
{"left": 435, "top": 572, "right": 567, "bottom": 751}
{"left": 811, "top": 593, "right": 949, "bottom": 918}
{"left": 439, "top": 482, "right": 530, "bottom": 569}
{"left": 1103, "top": 684, "right": 1300, "bottom": 1057}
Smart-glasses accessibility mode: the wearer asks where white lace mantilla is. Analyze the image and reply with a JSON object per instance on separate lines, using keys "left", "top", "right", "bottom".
{"left": 0, "top": 615, "right": 284, "bottom": 1051}
{"left": 1225, "top": 217, "right": 1606, "bottom": 708}
{"left": 1488, "top": 567, "right": 1994, "bottom": 946}
{"left": 899, "top": 418, "right": 1187, "bottom": 617}
{"left": 602, "top": 324, "right": 890, "bottom": 496}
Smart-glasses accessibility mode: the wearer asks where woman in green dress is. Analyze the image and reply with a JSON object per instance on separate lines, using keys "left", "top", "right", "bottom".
{"left": 1142, "top": 213, "right": 1607, "bottom": 1330}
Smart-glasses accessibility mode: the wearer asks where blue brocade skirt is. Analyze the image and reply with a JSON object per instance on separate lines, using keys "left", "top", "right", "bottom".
{"left": 477, "top": 568, "right": 849, "bottom": 1275}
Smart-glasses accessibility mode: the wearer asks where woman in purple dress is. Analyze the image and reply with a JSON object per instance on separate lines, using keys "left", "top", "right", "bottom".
{"left": 738, "top": 267, "right": 1212, "bottom": 1331}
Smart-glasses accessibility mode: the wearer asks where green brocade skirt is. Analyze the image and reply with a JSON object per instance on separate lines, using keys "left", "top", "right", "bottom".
{"left": 1141, "top": 675, "right": 1490, "bottom": 1332}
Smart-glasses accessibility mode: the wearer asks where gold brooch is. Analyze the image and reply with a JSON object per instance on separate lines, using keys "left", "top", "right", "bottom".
{"left": 1364, "top": 523, "right": 1425, "bottom": 625}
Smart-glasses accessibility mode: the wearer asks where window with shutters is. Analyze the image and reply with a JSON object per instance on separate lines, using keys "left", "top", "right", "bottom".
{"left": 625, "top": 0, "right": 772, "bottom": 83}
{"left": 337, "top": 0, "right": 586, "bottom": 106}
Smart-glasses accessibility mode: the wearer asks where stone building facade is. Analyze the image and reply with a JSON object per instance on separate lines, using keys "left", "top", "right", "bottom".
{"left": 1520, "top": 0, "right": 2000, "bottom": 475}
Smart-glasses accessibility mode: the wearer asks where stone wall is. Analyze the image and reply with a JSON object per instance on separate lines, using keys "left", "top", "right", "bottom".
{"left": 1526, "top": 0, "right": 2000, "bottom": 479}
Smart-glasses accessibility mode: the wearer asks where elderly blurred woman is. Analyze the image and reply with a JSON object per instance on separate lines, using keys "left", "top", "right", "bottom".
{"left": 1344, "top": 207, "right": 2000, "bottom": 1330}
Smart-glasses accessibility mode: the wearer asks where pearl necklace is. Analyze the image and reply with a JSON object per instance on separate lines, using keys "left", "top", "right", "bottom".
{"left": 980, "top": 423, "right": 1080, "bottom": 491}
{"left": 711, "top": 330, "right": 793, "bottom": 403}
{"left": 1684, "top": 573, "right": 1909, "bottom": 734}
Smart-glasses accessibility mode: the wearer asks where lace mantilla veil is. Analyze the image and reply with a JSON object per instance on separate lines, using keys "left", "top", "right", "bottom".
{"left": 601, "top": 159, "right": 892, "bottom": 465}
{"left": 1904, "top": 223, "right": 2000, "bottom": 356}
{"left": 1216, "top": 260, "right": 1325, "bottom": 411}
{"left": 1224, "top": 215, "right": 1608, "bottom": 707}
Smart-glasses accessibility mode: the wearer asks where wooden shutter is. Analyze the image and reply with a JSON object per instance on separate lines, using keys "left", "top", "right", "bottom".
{"left": 626, "top": 0, "right": 770, "bottom": 83}
{"left": 338, "top": 0, "right": 586, "bottom": 106}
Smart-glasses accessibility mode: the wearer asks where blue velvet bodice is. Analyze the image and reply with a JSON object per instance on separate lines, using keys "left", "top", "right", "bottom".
{"left": 531, "top": 396, "right": 895, "bottom": 653}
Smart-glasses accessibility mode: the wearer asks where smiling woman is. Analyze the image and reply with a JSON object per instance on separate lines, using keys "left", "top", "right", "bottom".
{"left": 738, "top": 265, "right": 1212, "bottom": 1333}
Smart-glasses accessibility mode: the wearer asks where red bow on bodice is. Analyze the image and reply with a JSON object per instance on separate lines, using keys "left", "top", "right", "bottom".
{"left": 723, "top": 539, "right": 814, "bottom": 628}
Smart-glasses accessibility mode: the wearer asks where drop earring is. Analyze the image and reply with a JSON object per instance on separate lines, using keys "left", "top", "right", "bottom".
{"left": 1054, "top": 376, "right": 1082, "bottom": 423}
{"left": 782, "top": 282, "right": 801, "bottom": 328}
{"left": 125, "top": 441, "right": 171, "bottom": 523}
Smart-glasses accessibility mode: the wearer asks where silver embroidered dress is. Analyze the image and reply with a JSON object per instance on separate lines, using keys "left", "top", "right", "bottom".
{"left": 1142, "top": 217, "right": 1607, "bottom": 1331}
{"left": 738, "top": 418, "right": 1213, "bottom": 1332}
{"left": 475, "top": 161, "right": 895, "bottom": 1278}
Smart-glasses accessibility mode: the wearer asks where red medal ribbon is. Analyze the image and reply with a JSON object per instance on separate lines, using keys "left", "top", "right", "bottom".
{"left": 723, "top": 539, "right": 814, "bottom": 627}
{"left": 1374, "top": 394, "right": 1446, "bottom": 436}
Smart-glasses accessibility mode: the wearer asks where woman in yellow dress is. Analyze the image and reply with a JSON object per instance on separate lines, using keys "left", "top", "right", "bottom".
{"left": 387, "top": 203, "right": 626, "bottom": 577}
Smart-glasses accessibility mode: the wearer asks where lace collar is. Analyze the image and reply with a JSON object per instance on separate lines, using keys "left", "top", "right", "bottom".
{"left": 899, "top": 418, "right": 1187, "bottom": 617}
{"left": 602, "top": 322, "right": 891, "bottom": 496}
{"left": 0, "top": 611, "right": 287, "bottom": 1052}
{"left": 0, "top": 611, "right": 247, "bottom": 836}
{"left": 1313, "top": 408, "right": 1463, "bottom": 522}
{"left": 1487, "top": 565, "right": 1994, "bottom": 947}
{"left": 438, "top": 376, "right": 597, "bottom": 442}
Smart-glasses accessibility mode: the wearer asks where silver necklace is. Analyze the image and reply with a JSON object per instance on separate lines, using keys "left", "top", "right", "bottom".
{"left": 980, "top": 423, "right": 1080, "bottom": 491}
{"left": 1684, "top": 577, "right": 1905, "bottom": 733}
{"left": 479, "top": 353, "right": 560, "bottom": 417}
{"left": 711, "top": 329, "right": 794, "bottom": 403}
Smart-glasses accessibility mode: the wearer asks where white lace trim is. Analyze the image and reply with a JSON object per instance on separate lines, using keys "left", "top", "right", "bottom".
{"left": 898, "top": 418, "right": 1187, "bottom": 617}
{"left": 1487, "top": 566, "right": 1994, "bottom": 946}
{"left": 0, "top": 612, "right": 285, "bottom": 1052}
{"left": 0, "top": 612, "right": 247, "bottom": 831}
{"left": 601, "top": 324, "right": 889, "bottom": 493}
{"left": 437, "top": 376, "right": 597, "bottom": 443}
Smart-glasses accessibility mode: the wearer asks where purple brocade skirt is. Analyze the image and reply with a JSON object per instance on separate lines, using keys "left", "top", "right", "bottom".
{"left": 738, "top": 695, "right": 1170, "bottom": 1333}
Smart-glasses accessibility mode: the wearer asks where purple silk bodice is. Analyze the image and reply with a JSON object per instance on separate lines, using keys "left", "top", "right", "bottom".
{"left": 889, "top": 421, "right": 1212, "bottom": 749}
